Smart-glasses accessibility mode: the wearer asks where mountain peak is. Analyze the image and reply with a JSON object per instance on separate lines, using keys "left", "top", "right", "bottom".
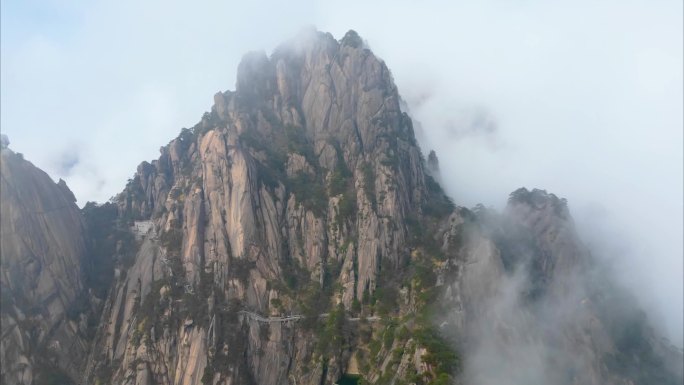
{"left": 340, "top": 29, "right": 364, "bottom": 48}
{"left": 99, "top": 27, "right": 457, "bottom": 385}
{"left": 508, "top": 186, "right": 570, "bottom": 219}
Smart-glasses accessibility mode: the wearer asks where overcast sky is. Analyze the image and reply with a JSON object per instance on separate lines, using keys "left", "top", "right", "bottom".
{"left": 2, "top": 0, "right": 682, "bottom": 346}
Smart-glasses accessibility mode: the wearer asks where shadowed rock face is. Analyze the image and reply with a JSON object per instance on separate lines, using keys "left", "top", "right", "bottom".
{"left": 1, "top": 148, "right": 89, "bottom": 385}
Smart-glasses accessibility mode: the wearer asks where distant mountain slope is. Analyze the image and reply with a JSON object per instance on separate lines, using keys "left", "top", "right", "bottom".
{"left": 0, "top": 146, "right": 90, "bottom": 385}
{"left": 438, "top": 188, "right": 683, "bottom": 384}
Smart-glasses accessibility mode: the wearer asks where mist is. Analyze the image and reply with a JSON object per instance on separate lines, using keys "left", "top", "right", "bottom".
{"left": 2, "top": 0, "right": 681, "bottom": 354}
{"left": 447, "top": 194, "right": 683, "bottom": 384}
{"left": 462, "top": 266, "right": 587, "bottom": 385}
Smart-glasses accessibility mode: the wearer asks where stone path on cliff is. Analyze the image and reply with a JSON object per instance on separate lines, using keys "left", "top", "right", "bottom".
{"left": 237, "top": 310, "right": 381, "bottom": 323}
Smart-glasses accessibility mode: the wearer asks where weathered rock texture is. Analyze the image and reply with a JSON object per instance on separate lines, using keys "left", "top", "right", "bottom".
{"left": 83, "top": 29, "right": 449, "bottom": 385}
{"left": 1, "top": 148, "right": 90, "bottom": 385}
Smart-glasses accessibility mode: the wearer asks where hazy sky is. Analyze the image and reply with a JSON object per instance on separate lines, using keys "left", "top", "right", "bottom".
{"left": 2, "top": 0, "right": 682, "bottom": 345}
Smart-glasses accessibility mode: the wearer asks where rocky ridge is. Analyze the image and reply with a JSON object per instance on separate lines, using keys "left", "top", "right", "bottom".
{"left": 83, "top": 29, "right": 452, "bottom": 385}
{"left": 0, "top": 147, "right": 91, "bottom": 384}
{"left": 437, "top": 188, "right": 683, "bottom": 384}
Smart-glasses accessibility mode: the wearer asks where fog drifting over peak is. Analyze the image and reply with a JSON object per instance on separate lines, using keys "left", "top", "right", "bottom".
{"left": 2, "top": 0, "right": 681, "bottom": 348}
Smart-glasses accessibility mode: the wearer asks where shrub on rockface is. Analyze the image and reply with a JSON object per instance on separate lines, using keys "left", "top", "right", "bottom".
{"left": 285, "top": 124, "right": 316, "bottom": 164}
{"left": 317, "top": 303, "right": 348, "bottom": 357}
{"left": 423, "top": 175, "right": 455, "bottom": 219}
{"left": 337, "top": 191, "right": 357, "bottom": 226}
{"left": 34, "top": 364, "right": 74, "bottom": 385}
{"left": 361, "top": 162, "right": 376, "bottom": 210}
{"left": 287, "top": 171, "right": 327, "bottom": 216}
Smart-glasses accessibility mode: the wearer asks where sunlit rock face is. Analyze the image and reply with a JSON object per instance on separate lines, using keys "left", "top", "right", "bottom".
{"left": 1, "top": 147, "right": 90, "bottom": 385}
{"left": 82, "top": 29, "right": 450, "bottom": 385}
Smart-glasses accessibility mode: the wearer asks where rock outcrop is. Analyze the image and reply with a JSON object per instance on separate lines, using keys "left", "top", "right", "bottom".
{"left": 83, "top": 29, "right": 451, "bottom": 385}
{"left": 1, "top": 147, "right": 90, "bottom": 385}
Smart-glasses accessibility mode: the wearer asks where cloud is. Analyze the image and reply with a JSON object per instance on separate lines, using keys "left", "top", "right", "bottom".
{"left": 450, "top": 199, "right": 683, "bottom": 384}
{"left": 53, "top": 147, "right": 80, "bottom": 176}
{"left": 1, "top": 0, "right": 681, "bottom": 347}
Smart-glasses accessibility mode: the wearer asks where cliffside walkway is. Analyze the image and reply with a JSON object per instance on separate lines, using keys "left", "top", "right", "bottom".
{"left": 237, "top": 310, "right": 381, "bottom": 323}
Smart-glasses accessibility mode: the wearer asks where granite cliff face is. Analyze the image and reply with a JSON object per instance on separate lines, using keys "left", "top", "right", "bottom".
{"left": 83, "top": 30, "right": 447, "bottom": 385}
{"left": 1, "top": 30, "right": 681, "bottom": 385}
{"left": 0, "top": 147, "right": 91, "bottom": 384}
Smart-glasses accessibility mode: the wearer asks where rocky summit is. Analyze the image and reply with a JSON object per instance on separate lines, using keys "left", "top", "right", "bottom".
{"left": 1, "top": 30, "right": 682, "bottom": 385}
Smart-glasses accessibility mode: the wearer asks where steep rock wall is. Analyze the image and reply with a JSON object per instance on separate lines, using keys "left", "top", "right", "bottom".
{"left": 0, "top": 148, "right": 90, "bottom": 385}
{"left": 86, "top": 30, "right": 448, "bottom": 385}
